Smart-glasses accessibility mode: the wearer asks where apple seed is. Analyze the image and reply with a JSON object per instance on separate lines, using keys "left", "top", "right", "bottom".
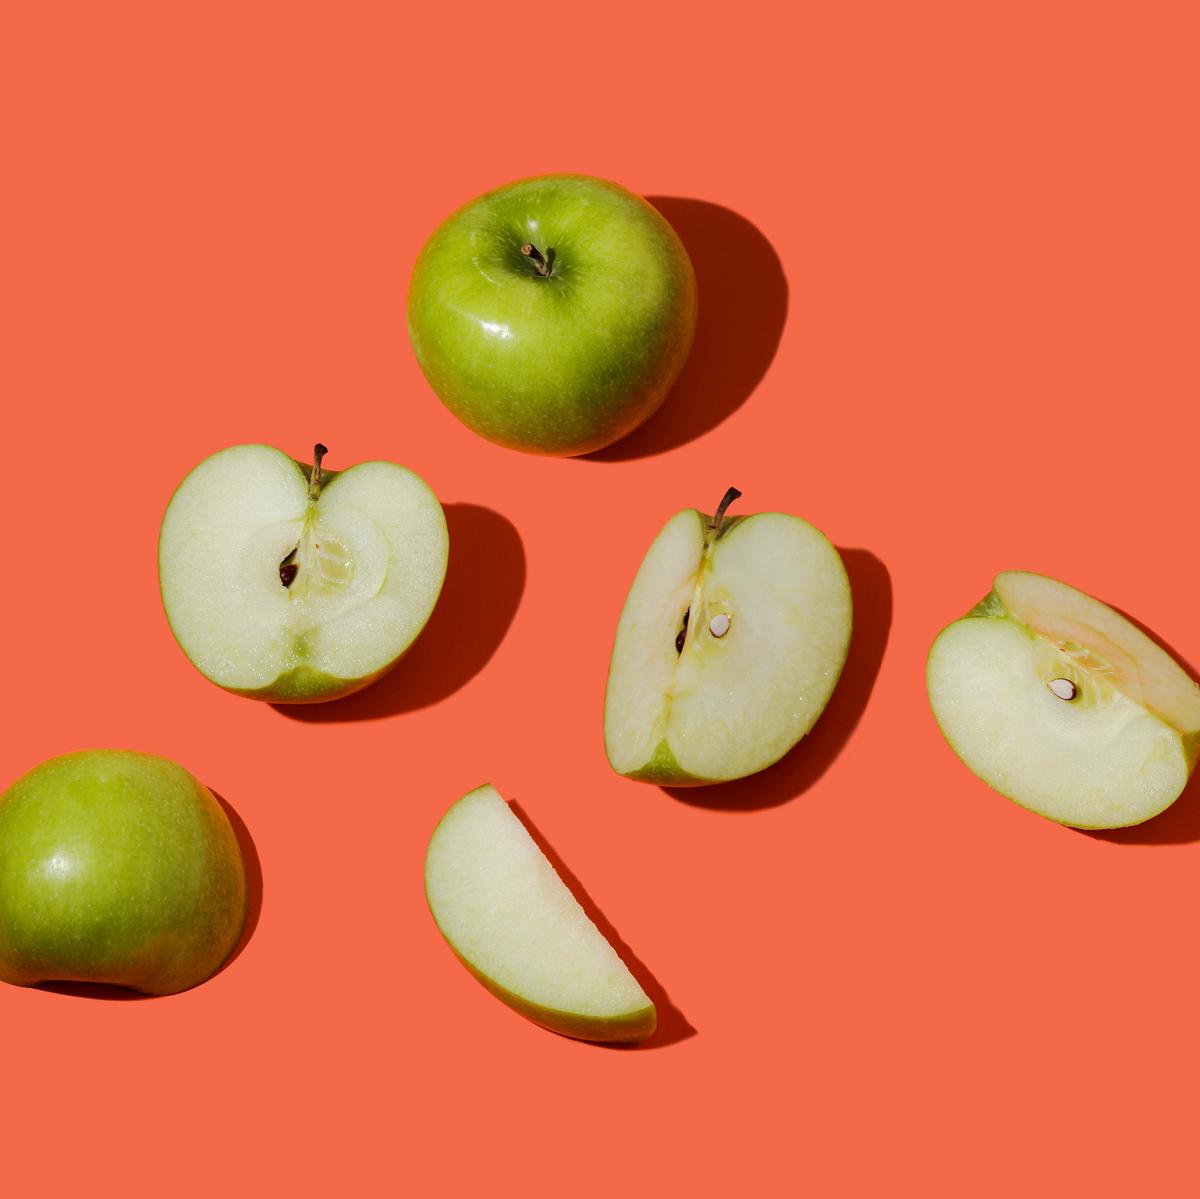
{"left": 279, "top": 546, "right": 298, "bottom": 588}
{"left": 1048, "top": 677, "right": 1078, "bottom": 701}
{"left": 709, "top": 613, "right": 731, "bottom": 638}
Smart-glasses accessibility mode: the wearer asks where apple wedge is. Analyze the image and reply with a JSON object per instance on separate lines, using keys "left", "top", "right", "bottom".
{"left": 927, "top": 570, "right": 1200, "bottom": 828}
{"left": 604, "top": 489, "right": 853, "bottom": 784}
{"left": 424, "top": 785, "right": 656, "bottom": 1042}
{"left": 159, "top": 443, "right": 448, "bottom": 702}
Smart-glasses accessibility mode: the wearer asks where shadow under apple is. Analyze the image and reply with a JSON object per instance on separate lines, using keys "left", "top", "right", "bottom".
{"left": 275, "top": 503, "right": 525, "bottom": 722}
{"left": 585, "top": 197, "right": 788, "bottom": 461}
{"left": 508, "top": 800, "right": 696, "bottom": 1050}
{"left": 34, "top": 787, "right": 263, "bottom": 1000}
{"left": 663, "top": 548, "right": 892, "bottom": 812}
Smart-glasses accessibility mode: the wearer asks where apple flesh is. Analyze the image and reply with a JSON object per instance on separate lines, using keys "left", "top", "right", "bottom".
{"left": 927, "top": 571, "right": 1200, "bottom": 828}
{"left": 159, "top": 443, "right": 448, "bottom": 702}
{"left": 425, "top": 785, "right": 656, "bottom": 1042}
{"left": 407, "top": 173, "right": 697, "bottom": 456}
{"left": 604, "top": 490, "right": 853, "bottom": 784}
{"left": 0, "top": 750, "right": 247, "bottom": 995}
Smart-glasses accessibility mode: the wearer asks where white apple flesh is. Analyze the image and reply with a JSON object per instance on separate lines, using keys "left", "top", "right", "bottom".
{"left": 927, "top": 571, "right": 1200, "bottom": 828}
{"left": 159, "top": 443, "right": 448, "bottom": 702}
{"left": 424, "top": 785, "right": 656, "bottom": 1042}
{"left": 604, "top": 490, "right": 853, "bottom": 784}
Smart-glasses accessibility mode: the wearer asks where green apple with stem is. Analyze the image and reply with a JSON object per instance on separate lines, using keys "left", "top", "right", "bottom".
{"left": 159, "top": 442, "right": 448, "bottom": 702}
{"left": 407, "top": 173, "right": 697, "bottom": 456}
{"left": 0, "top": 750, "right": 247, "bottom": 995}
{"left": 425, "top": 784, "right": 656, "bottom": 1042}
{"left": 604, "top": 488, "right": 853, "bottom": 785}
{"left": 927, "top": 570, "right": 1200, "bottom": 828}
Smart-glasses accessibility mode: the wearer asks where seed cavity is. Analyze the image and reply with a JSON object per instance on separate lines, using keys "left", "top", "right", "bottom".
{"left": 675, "top": 608, "right": 690, "bottom": 654}
{"left": 1049, "top": 677, "right": 1078, "bottom": 701}
{"left": 709, "top": 613, "right": 731, "bottom": 638}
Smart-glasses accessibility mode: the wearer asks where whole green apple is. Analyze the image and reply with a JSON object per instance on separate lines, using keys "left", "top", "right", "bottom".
{"left": 0, "top": 750, "right": 248, "bottom": 995}
{"left": 407, "top": 173, "right": 698, "bottom": 456}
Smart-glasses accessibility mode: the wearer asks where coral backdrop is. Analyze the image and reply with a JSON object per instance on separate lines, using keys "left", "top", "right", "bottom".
{"left": 2, "top": 2, "right": 1198, "bottom": 1195}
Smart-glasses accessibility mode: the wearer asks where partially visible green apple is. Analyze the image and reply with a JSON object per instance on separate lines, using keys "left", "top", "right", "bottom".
{"left": 0, "top": 750, "right": 247, "bottom": 995}
{"left": 159, "top": 442, "right": 448, "bottom": 702}
{"left": 408, "top": 173, "right": 697, "bottom": 456}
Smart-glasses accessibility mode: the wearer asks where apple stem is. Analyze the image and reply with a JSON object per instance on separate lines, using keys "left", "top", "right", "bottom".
{"left": 521, "top": 243, "right": 552, "bottom": 277}
{"left": 711, "top": 486, "right": 742, "bottom": 537}
{"left": 308, "top": 443, "right": 328, "bottom": 500}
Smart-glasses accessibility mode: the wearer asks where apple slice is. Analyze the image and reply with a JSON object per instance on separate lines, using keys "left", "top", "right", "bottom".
{"left": 159, "top": 443, "right": 448, "bottom": 702}
{"left": 927, "top": 570, "right": 1200, "bottom": 828}
{"left": 424, "top": 785, "right": 656, "bottom": 1042}
{"left": 604, "top": 489, "right": 853, "bottom": 784}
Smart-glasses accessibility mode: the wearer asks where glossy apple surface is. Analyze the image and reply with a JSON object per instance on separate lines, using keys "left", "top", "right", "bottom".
{"left": 159, "top": 443, "right": 448, "bottom": 702}
{"left": 0, "top": 750, "right": 247, "bottom": 995}
{"left": 425, "top": 784, "right": 656, "bottom": 1041}
{"left": 927, "top": 570, "right": 1200, "bottom": 827}
{"left": 408, "top": 174, "right": 697, "bottom": 456}
{"left": 605, "top": 490, "right": 853, "bottom": 784}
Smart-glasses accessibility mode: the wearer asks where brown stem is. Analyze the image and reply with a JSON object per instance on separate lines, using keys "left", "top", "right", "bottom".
{"left": 309, "top": 443, "right": 328, "bottom": 500}
{"left": 521, "top": 243, "right": 552, "bottom": 277}
{"left": 710, "top": 486, "right": 742, "bottom": 537}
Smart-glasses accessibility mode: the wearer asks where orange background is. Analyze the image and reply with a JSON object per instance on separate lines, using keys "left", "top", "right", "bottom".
{"left": 3, "top": 2, "right": 1199, "bottom": 1195}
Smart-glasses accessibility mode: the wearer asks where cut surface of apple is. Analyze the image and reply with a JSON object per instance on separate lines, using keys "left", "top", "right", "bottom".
{"left": 928, "top": 571, "right": 1200, "bottom": 828}
{"left": 604, "top": 490, "right": 852, "bottom": 785}
{"left": 159, "top": 443, "right": 448, "bottom": 702}
{"left": 425, "top": 785, "right": 655, "bottom": 1042}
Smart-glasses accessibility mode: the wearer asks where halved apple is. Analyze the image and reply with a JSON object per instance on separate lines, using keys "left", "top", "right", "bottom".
{"left": 159, "top": 443, "right": 448, "bottom": 702}
{"left": 424, "top": 785, "right": 656, "bottom": 1042}
{"left": 927, "top": 571, "right": 1200, "bottom": 828}
{"left": 604, "top": 489, "right": 853, "bottom": 784}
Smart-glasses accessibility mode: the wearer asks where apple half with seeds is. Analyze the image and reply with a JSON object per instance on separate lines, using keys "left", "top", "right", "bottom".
{"left": 604, "top": 489, "right": 853, "bottom": 785}
{"left": 425, "top": 785, "right": 656, "bottom": 1042}
{"left": 159, "top": 443, "right": 448, "bottom": 702}
{"left": 927, "top": 571, "right": 1200, "bottom": 828}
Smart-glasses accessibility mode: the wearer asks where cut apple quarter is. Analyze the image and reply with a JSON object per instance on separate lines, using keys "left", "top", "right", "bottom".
{"left": 604, "top": 489, "right": 853, "bottom": 785}
{"left": 158, "top": 443, "right": 448, "bottom": 702}
{"left": 927, "top": 570, "right": 1200, "bottom": 828}
{"left": 424, "top": 785, "right": 656, "bottom": 1042}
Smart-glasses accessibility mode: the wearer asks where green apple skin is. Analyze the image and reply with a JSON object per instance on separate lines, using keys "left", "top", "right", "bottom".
{"left": 623, "top": 739, "right": 703, "bottom": 787}
{"left": 407, "top": 174, "right": 698, "bottom": 457}
{"left": 451, "top": 951, "right": 656, "bottom": 1044}
{"left": 0, "top": 751, "right": 247, "bottom": 995}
